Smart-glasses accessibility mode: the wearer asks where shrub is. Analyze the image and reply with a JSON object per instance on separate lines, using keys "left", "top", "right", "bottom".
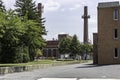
{"left": 23, "top": 53, "right": 30, "bottom": 63}
{"left": 35, "top": 49, "right": 42, "bottom": 59}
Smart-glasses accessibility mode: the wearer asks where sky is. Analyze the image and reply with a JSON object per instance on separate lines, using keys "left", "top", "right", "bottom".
{"left": 2, "top": 0, "right": 120, "bottom": 43}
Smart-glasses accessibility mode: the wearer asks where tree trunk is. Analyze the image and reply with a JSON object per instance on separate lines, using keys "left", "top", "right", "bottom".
{"left": 29, "top": 45, "right": 35, "bottom": 61}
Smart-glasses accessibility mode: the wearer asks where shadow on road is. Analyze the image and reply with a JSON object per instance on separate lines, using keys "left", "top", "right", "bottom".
{"left": 76, "top": 63, "right": 112, "bottom": 68}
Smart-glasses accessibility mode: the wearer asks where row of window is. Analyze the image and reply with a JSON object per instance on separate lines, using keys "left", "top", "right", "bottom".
{"left": 114, "top": 9, "right": 118, "bottom": 57}
{"left": 43, "top": 49, "right": 57, "bottom": 54}
{"left": 113, "top": 9, "right": 118, "bottom": 38}
{"left": 113, "top": 9, "right": 118, "bottom": 57}
{"left": 113, "top": 9, "right": 119, "bottom": 58}
{"left": 43, "top": 49, "right": 58, "bottom": 57}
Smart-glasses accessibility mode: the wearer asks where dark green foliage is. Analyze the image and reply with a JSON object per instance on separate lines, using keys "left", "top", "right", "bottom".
{"left": 59, "top": 38, "right": 71, "bottom": 54}
{"left": 0, "top": 0, "right": 47, "bottom": 63}
{"left": 0, "top": 0, "right": 5, "bottom": 12}
{"left": 59, "top": 35, "right": 80, "bottom": 57}
{"left": 22, "top": 19, "right": 46, "bottom": 61}
{"left": 15, "top": 0, "right": 37, "bottom": 20}
{"left": 22, "top": 53, "right": 30, "bottom": 63}
{"left": 15, "top": 0, "right": 47, "bottom": 34}
{"left": 70, "top": 35, "right": 80, "bottom": 57}
{"left": 0, "top": 46, "right": 29, "bottom": 63}
{"left": 14, "top": 47, "right": 30, "bottom": 63}
{"left": 35, "top": 49, "right": 42, "bottom": 59}
{"left": 15, "top": 0, "right": 47, "bottom": 61}
{"left": 0, "top": 9, "right": 46, "bottom": 63}
{"left": 0, "top": 10, "right": 27, "bottom": 63}
{"left": 15, "top": 0, "right": 47, "bottom": 35}
{"left": 79, "top": 43, "right": 93, "bottom": 60}
{"left": 58, "top": 34, "right": 93, "bottom": 60}
{"left": 0, "top": 47, "right": 16, "bottom": 63}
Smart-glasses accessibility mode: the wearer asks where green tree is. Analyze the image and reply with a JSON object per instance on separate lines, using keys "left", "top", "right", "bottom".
{"left": 59, "top": 38, "right": 71, "bottom": 54}
{"left": 22, "top": 19, "right": 46, "bottom": 61}
{"left": 80, "top": 43, "right": 93, "bottom": 60}
{"left": 15, "top": 0, "right": 47, "bottom": 61}
{"left": 15, "top": 0, "right": 46, "bottom": 34}
{"left": 0, "top": 10, "right": 28, "bottom": 63}
{"left": 0, "top": 10, "right": 46, "bottom": 63}
{"left": 15, "top": 0, "right": 37, "bottom": 20}
{"left": 35, "top": 49, "right": 42, "bottom": 60}
{"left": 70, "top": 35, "right": 80, "bottom": 59}
{"left": 0, "top": 0, "right": 5, "bottom": 12}
{"left": 15, "top": 0, "right": 47, "bottom": 35}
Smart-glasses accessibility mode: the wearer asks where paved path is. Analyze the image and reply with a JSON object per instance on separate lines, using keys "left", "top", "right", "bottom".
{"left": 0, "top": 62, "right": 120, "bottom": 80}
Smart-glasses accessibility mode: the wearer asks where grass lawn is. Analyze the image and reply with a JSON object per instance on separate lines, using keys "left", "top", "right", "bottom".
{"left": 0, "top": 60, "right": 92, "bottom": 67}
{"left": 0, "top": 60, "right": 56, "bottom": 67}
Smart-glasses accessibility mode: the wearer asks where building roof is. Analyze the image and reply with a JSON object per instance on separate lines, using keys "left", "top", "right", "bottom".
{"left": 98, "top": 1, "right": 119, "bottom": 8}
{"left": 44, "top": 34, "right": 72, "bottom": 48}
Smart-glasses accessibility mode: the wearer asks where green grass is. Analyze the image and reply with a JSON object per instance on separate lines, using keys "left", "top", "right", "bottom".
{"left": 0, "top": 60, "right": 92, "bottom": 67}
{"left": 0, "top": 60, "right": 56, "bottom": 67}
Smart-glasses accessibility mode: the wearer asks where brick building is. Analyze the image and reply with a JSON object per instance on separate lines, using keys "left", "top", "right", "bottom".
{"left": 42, "top": 34, "right": 72, "bottom": 59}
{"left": 93, "top": 1, "right": 120, "bottom": 64}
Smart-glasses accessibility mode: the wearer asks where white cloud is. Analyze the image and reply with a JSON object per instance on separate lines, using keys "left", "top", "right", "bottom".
{"left": 69, "top": 4, "right": 81, "bottom": 11}
{"left": 89, "top": 18, "right": 97, "bottom": 24}
{"left": 43, "top": 0, "right": 61, "bottom": 12}
{"left": 56, "top": 0, "right": 82, "bottom": 5}
{"left": 69, "top": 7, "right": 75, "bottom": 11}
{"left": 3, "top": 0, "right": 16, "bottom": 10}
{"left": 61, "top": 8, "right": 65, "bottom": 11}
{"left": 58, "top": 32, "right": 67, "bottom": 34}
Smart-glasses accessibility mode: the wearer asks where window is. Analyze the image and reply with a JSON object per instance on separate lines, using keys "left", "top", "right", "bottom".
{"left": 114, "top": 9, "right": 118, "bottom": 20}
{"left": 114, "top": 29, "right": 118, "bottom": 39}
{"left": 53, "top": 49, "right": 57, "bottom": 57}
{"left": 48, "top": 49, "right": 52, "bottom": 57}
{"left": 114, "top": 48, "right": 118, "bottom": 58}
{"left": 43, "top": 49, "right": 47, "bottom": 57}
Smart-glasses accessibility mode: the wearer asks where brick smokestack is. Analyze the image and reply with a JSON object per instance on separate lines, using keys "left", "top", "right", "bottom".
{"left": 82, "top": 6, "right": 90, "bottom": 44}
{"left": 38, "top": 3, "right": 44, "bottom": 17}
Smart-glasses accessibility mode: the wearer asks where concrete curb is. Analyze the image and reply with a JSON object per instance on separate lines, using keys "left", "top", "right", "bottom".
{"left": 0, "top": 61, "right": 79, "bottom": 75}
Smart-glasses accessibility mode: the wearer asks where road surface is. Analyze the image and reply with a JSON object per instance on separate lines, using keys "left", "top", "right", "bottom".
{"left": 0, "top": 62, "right": 120, "bottom": 80}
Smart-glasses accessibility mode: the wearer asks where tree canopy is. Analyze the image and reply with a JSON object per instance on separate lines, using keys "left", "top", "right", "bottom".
{"left": 58, "top": 35, "right": 93, "bottom": 60}
{"left": 14, "top": 0, "right": 46, "bottom": 61}
{"left": 0, "top": 0, "right": 47, "bottom": 63}
{"left": 59, "top": 38, "right": 71, "bottom": 54}
{"left": 70, "top": 35, "right": 80, "bottom": 56}
{"left": 0, "top": 0, "right": 5, "bottom": 12}
{"left": 0, "top": 10, "right": 27, "bottom": 63}
{"left": 15, "top": 0, "right": 37, "bottom": 20}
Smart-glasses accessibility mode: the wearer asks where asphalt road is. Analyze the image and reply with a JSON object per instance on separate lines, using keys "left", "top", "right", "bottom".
{"left": 0, "top": 62, "right": 120, "bottom": 80}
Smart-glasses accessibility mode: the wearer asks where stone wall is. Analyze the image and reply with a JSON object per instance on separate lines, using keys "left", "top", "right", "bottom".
{"left": 0, "top": 61, "right": 79, "bottom": 75}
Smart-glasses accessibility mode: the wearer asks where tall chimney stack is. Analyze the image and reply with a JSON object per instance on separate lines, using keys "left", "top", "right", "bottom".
{"left": 38, "top": 3, "right": 44, "bottom": 17}
{"left": 82, "top": 6, "right": 90, "bottom": 44}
